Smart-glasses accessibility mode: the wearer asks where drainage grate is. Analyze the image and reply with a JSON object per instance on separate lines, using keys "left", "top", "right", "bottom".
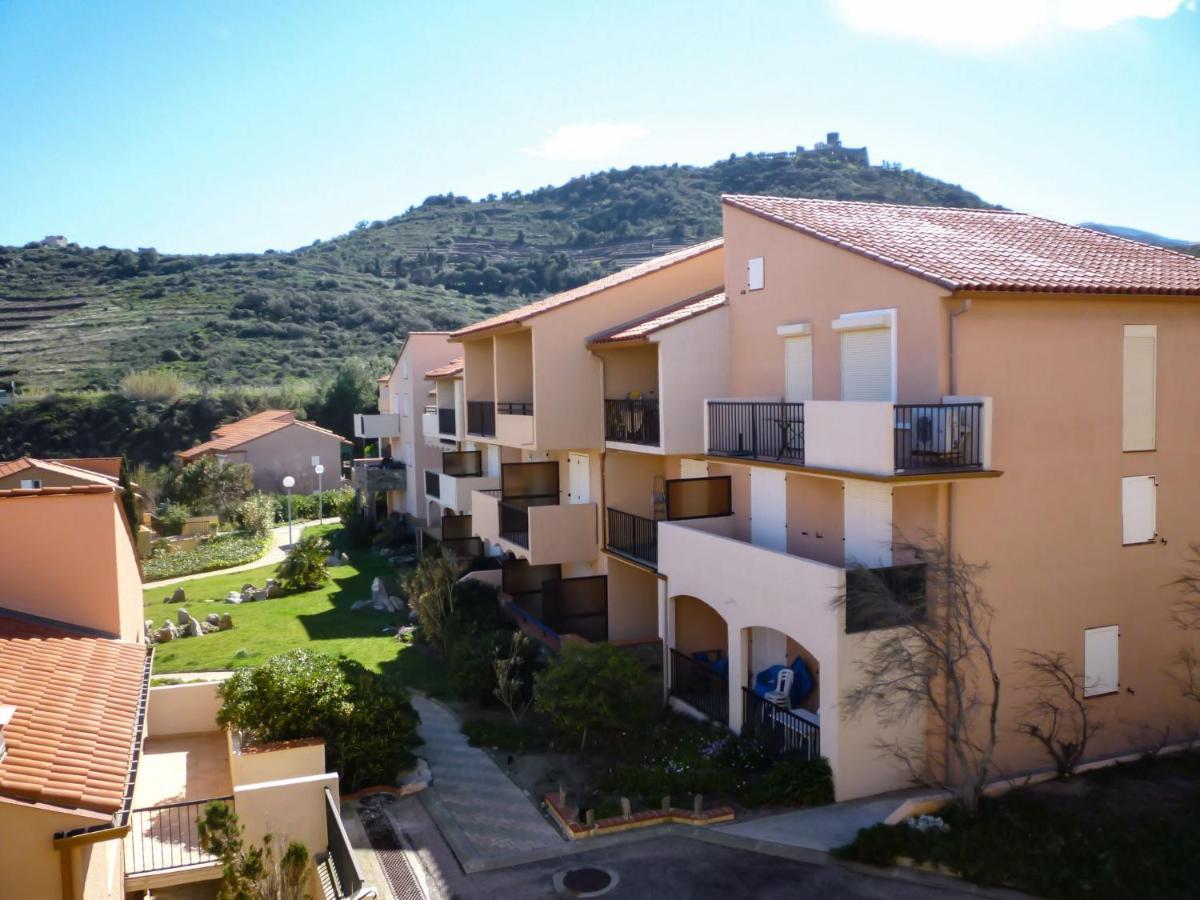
{"left": 360, "top": 805, "right": 425, "bottom": 900}
{"left": 554, "top": 865, "right": 619, "bottom": 897}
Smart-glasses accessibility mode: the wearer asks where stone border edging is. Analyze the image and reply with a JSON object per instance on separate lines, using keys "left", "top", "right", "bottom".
{"left": 544, "top": 792, "right": 734, "bottom": 839}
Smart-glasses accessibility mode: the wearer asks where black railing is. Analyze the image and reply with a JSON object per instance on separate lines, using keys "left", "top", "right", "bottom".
{"left": 669, "top": 648, "right": 728, "bottom": 725}
{"left": 467, "top": 400, "right": 496, "bottom": 437}
{"left": 894, "top": 403, "right": 983, "bottom": 473}
{"left": 707, "top": 401, "right": 805, "bottom": 463}
{"left": 323, "top": 787, "right": 365, "bottom": 898}
{"left": 606, "top": 507, "right": 657, "bottom": 567}
{"left": 425, "top": 469, "right": 440, "bottom": 498}
{"left": 438, "top": 407, "right": 456, "bottom": 434}
{"left": 497, "top": 400, "right": 533, "bottom": 416}
{"left": 605, "top": 398, "right": 660, "bottom": 446}
{"left": 499, "top": 496, "right": 556, "bottom": 548}
{"left": 125, "top": 797, "right": 232, "bottom": 874}
{"left": 742, "top": 688, "right": 821, "bottom": 761}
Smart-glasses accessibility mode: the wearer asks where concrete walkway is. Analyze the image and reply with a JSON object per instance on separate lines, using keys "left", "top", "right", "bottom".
{"left": 144, "top": 517, "right": 341, "bottom": 588}
{"left": 410, "top": 695, "right": 563, "bottom": 871}
{"left": 717, "top": 788, "right": 932, "bottom": 852}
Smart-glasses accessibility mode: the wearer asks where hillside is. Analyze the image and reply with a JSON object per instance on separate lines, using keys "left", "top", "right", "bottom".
{"left": 1081, "top": 222, "right": 1197, "bottom": 250}
{"left": 0, "top": 147, "right": 994, "bottom": 392}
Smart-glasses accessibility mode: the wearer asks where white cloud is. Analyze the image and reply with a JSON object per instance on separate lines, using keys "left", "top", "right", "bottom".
{"left": 526, "top": 122, "right": 650, "bottom": 162}
{"left": 831, "top": 0, "right": 1193, "bottom": 48}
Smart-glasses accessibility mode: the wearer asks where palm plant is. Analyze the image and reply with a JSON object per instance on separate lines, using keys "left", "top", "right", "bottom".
{"left": 276, "top": 532, "right": 330, "bottom": 591}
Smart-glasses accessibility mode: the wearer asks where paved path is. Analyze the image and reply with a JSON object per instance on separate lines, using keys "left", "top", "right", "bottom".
{"left": 144, "top": 517, "right": 341, "bottom": 588}
{"left": 410, "top": 695, "right": 562, "bottom": 868}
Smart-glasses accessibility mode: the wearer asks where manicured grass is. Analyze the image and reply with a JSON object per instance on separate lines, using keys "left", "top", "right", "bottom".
{"left": 143, "top": 524, "right": 447, "bottom": 695}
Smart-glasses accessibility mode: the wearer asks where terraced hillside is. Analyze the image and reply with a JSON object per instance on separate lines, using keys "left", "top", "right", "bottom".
{"left": 1, "top": 149, "right": 996, "bottom": 392}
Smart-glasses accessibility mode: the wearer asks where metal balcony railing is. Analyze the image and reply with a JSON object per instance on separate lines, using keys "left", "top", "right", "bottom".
{"left": 707, "top": 401, "right": 804, "bottom": 463}
{"left": 742, "top": 688, "right": 820, "bottom": 761}
{"left": 498, "top": 495, "right": 556, "bottom": 548}
{"left": 894, "top": 403, "right": 983, "bottom": 472}
{"left": 467, "top": 400, "right": 496, "bottom": 437}
{"left": 437, "top": 407, "right": 456, "bottom": 435}
{"left": 606, "top": 507, "right": 657, "bottom": 567}
{"left": 321, "top": 787, "right": 366, "bottom": 899}
{"left": 124, "top": 797, "right": 232, "bottom": 875}
{"left": 497, "top": 400, "right": 533, "bottom": 416}
{"left": 425, "top": 469, "right": 440, "bottom": 499}
{"left": 605, "top": 398, "right": 660, "bottom": 446}
{"left": 668, "top": 649, "right": 728, "bottom": 725}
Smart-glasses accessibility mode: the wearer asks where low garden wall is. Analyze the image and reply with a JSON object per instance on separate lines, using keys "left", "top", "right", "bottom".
{"left": 145, "top": 680, "right": 224, "bottom": 737}
{"left": 231, "top": 736, "right": 327, "bottom": 788}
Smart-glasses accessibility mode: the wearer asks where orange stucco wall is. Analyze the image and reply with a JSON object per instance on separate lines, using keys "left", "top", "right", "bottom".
{"left": 0, "top": 492, "right": 143, "bottom": 641}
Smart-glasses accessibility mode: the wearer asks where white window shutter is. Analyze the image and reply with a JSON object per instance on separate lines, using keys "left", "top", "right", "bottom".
{"left": 402, "top": 360, "right": 410, "bottom": 380}
{"left": 1121, "top": 475, "right": 1156, "bottom": 545}
{"left": 1122, "top": 325, "right": 1156, "bottom": 451}
{"left": 784, "top": 335, "right": 813, "bottom": 403}
{"left": 1084, "top": 625, "right": 1119, "bottom": 696}
{"left": 840, "top": 328, "right": 892, "bottom": 401}
{"left": 747, "top": 257, "right": 764, "bottom": 291}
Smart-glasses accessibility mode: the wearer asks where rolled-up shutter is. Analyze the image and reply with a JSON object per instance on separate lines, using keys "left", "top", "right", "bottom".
{"left": 841, "top": 327, "right": 891, "bottom": 401}
{"left": 784, "top": 335, "right": 813, "bottom": 403}
{"left": 1123, "top": 325, "right": 1156, "bottom": 451}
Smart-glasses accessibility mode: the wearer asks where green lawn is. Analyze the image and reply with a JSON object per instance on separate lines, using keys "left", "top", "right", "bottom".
{"left": 144, "top": 524, "right": 447, "bottom": 695}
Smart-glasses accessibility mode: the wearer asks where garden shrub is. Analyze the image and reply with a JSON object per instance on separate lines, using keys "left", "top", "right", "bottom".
{"left": 405, "top": 552, "right": 462, "bottom": 653}
{"left": 461, "top": 719, "right": 544, "bottom": 753}
{"left": 449, "top": 630, "right": 506, "bottom": 703}
{"left": 275, "top": 532, "right": 330, "bottom": 591}
{"left": 341, "top": 509, "right": 374, "bottom": 549}
{"left": 448, "top": 577, "right": 510, "bottom": 634}
{"left": 269, "top": 488, "right": 353, "bottom": 523}
{"left": 163, "top": 454, "right": 254, "bottom": 520}
{"left": 235, "top": 493, "right": 275, "bottom": 537}
{"left": 534, "top": 642, "right": 655, "bottom": 750}
{"left": 158, "top": 502, "right": 192, "bottom": 536}
{"left": 742, "top": 756, "right": 834, "bottom": 808}
{"left": 217, "top": 649, "right": 420, "bottom": 791}
{"left": 143, "top": 532, "right": 269, "bottom": 581}
{"left": 372, "top": 513, "right": 413, "bottom": 549}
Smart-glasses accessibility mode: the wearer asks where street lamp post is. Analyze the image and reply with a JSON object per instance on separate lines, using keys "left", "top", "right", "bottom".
{"left": 282, "top": 475, "right": 296, "bottom": 546}
{"left": 314, "top": 464, "right": 325, "bottom": 520}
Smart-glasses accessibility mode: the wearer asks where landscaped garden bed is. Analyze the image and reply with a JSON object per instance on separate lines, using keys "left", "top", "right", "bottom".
{"left": 143, "top": 530, "right": 271, "bottom": 581}
{"left": 835, "top": 750, "right": 1200, "bottom": 899}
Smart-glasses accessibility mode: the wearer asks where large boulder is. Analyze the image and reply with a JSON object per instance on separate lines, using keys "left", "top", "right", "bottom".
{"left": 218, "top": 613, "right": 234, "bottom": 631}
{"left": 176, "top": 608, "right": 190, "bottom": 626}
{"left": 155, "top": 626, "right": 174, "bottom": 643}
{"left": 170, "top": 588, "right": 186, "bottom": 604}
{"left": 185, "top": 615, "right": 204, "bottom": 638}
{"left": 225, "top": 592, "right": 243, "bottom": 604}
{"left": 205, "top": 613, "right": 221, "bottom": 626}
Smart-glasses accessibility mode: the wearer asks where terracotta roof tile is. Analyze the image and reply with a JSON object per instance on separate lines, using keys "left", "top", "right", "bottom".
{"left": 723, "top": 195, "right": 1200, "bottom": 296}
{"left": 0, "top": 614, "right": 148, "bottom": 815}
{"left": 0, "top": 483, "right": 116, "bottom": 500}
{"left": 425, "top": 357, "right": 464, "bottom": 379}
{"left": 178, "top": 409, "right": 348, "bottom": 460}
{"left": 451, "top": 238, "right": 724, "bottom": 339}
{"left": 588, "top": 289, "right": 726, "bottom": 345}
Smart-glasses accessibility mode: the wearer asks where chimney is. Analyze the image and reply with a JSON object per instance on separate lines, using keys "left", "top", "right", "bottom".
{"left": 0, "top": 704, "right": 15, "bottom": 763}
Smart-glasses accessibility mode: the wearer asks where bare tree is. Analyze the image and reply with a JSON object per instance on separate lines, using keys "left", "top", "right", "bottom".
{"left": 839, "top": 539, "right": 1000, "bottom": 813}
{"left": 494, "top": 631, "right": 534, "bottom": 723}
{"left": 1015, "top": 650, "right": 1100, "bottom": 779}
{"left": 1167, "top": 543, "right": 1200, "bottom": 704}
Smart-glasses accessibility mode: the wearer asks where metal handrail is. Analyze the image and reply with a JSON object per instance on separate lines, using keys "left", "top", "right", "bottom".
{"left": 124, "top": 796, "right": 233, "bottom": 874}
{"left": 496, "top": 400, "right": 533, "bottom": 416}
{"left": 605, "top": 398, "right": 660, "bottom": 445}
{"left": 707, "top": 401, "right": 804, "bottom": 463}
{"left": 894, "top": 402, "right": 983, "bottom": 472}
{"left": 742, "top": 688, "right": 821, "bottom": 760}
{"left": 466, "top": 400, "right": 496, "bottom": 436}
{"left": 668, "top": 648, "right": 729, "bottom": 725}
{"left": 606, "top": 507, "right": 657, "bottom": 567}
{"left": 324, "top": 787, "right": 369, "bottom": 898}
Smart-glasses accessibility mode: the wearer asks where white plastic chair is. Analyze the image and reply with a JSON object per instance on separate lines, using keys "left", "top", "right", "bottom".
{"left": 763, "top": 667, "right": 794, "bottom": 709}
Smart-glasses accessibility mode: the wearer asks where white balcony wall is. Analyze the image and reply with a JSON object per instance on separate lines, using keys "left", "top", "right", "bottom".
{"left": 420, "top": 410, "right": 440, "bottom": 446}
{"left": 353, "top": 413, "right": 402, "bottom": 439}
{"left": 438, "top": 473, "right": 500, "bottom": 513}
{"left": 803, "top": 401, "right": 894, "bottom": 475}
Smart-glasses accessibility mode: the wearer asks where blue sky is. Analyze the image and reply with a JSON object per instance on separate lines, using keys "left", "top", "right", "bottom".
{"left": 1, "top": 0, "right": 1196, "bottom": 253}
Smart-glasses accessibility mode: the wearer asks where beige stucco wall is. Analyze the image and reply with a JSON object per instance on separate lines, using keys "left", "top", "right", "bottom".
{"left": 604, "top": 451, "right": 667, "bottom": 519}
{"left": 655, "top": 304, "right": 732, "bottom": 455}
{"left": 602, "top": 343, "right": 658, "bottom": 401}
{"left": 721, "top": 205, "right": 948, "bottom": 403}
{"left": 949, "top": 293, "right": 1200, "bottom": 774}
{"left": 232, "top": 772, "right": 337, "bottom": 860}
{"left": 232, "top": 740, "right": 326, "bottom": 788}
{"left": 0, "top": 491, "right": 143, "bottom": 641}
{"left": 605, "top": 556, "right": 659, "bottom": 642}
{"left": 146, "top": 682, "right": 223, "bottom": 737}
{"left": 494, "top": 330, "right": 534, "bottom": 404}
{"left": 237, "top": 424, "right": 345, "bottom": 495}
{"left": 0, "top": 800, "right": 117, "bottom": 900}
{"left": 785, "top": 474, "right": 845, "bottom": 566}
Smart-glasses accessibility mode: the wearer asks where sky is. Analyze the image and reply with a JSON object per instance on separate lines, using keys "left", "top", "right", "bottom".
{"left": 0, "top": 0, "right": 1197, "bottom": 254}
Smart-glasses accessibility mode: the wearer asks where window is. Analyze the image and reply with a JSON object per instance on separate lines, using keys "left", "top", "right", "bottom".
{"left": 401, "top": 360, "right": 410, "bottom": 380}
{"left": 777, "top": 323, "right": 813, "bottom": 403}
{"left": 19, "top": 479, "right": 42, "bottom": 490}
{"left": 747, "top": 257, "right": 765, "bottom": 291}
{"left": 1122, "top": 325, "right": 1156, "bottom": 451}
{"left": 1121, "top": 475, "right": 1156, "bottom": 545}
{"left": 1084, "top": 625, "right": 1119, "bottom": 696}
{"left": 402, "top": 394, "right": 412, "bottom": 417}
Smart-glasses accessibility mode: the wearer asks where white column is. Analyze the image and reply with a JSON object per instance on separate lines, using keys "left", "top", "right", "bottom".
{"left": 727, "top": 624, "right": 747, "bottom": 732}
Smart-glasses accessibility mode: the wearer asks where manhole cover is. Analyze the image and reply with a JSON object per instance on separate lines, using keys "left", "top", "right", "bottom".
{"left": 554, "top": 865, "right": 619, "bottom": 897}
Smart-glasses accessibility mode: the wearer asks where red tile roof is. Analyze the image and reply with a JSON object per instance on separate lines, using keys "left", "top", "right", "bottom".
{"left": 451, "top": 239, "right": 724, "bottom": 339}
{"left": 178, "top": 409, "right": 349, "bottom": 461}
{"left": 0, "top": 614, "right": 148, "bottom": 815}
{"left": 723, "top": 195, "right": 1200, "bottom": 296}
{"left": 588, "top": 289, "right": 727, "bottom": 345}
{"left": 425, "top": 357, "right": 464, "bottom": 379}
{"left": 0, "top": 457, "right": 120, "bottom": 487}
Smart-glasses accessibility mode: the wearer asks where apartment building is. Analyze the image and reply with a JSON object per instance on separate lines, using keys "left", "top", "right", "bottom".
{"left": 393, "top": 197, "right": 1200, "bottom": 803}
{"left": 353, "top": 331, "right": 460, "bottom": 524}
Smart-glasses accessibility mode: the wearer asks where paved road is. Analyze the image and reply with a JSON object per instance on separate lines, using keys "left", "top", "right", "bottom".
{"left": 143, "top": 517, "right": 341, "bottom": 588}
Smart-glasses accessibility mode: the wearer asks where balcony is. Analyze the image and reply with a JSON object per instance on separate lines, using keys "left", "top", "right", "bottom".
{"left": 473, "top": 490, "right": 598, "bottom": 565}
{"left": 606, "top": 507, "right": 658, "bottom": 568}
{"left": 706, "top": 399, "right": 990, "bottom": 477}
{"left": 496, "top": 400, "right": 534, "bottom": 446}
{"left": 425, "top": 468, "right": 441, "bottom": 499}
{"left": 353, "top": 412, "right": 402, "bottom": 439}
{"left": 434, "top": 450, "right": 500, "bottom": 512}
{"left": 605, "top": 398, "right": 660, "bottom": 447}
{"left": 351, "top": 458, "right": 407, "bottom": 493}
{"left": 467, "top": 400, "right": 496, "bottom": 437}
{"left": 438, "top": 406, "right": 456, "bottom": 435}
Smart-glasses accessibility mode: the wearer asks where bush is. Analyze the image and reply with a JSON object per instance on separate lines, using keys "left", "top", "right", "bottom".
{"left": 120, "top": 368, "right": 186, "bottom": 402}
{"left": 164, "top": 455, "right": 254, "bottom": 520}
{"left": 448, "top": 577, "right": 509, "bottom": 634}
{"left": 742, "top": 757, "right": 834, "bottom": 808}
{"left": 270, "top": 488, "right": 354, "bottom": 523}
{"left": 341, "top": 509, "right": 374, "bottom": 549}
{"left": 235, "top": 493, "right": 275, "bottom": 537}
{"left": 461, "top": 719, "right": 544, "bottom": 753}
{"left": 143, "top": 532, "right": 270, "bottom": 581}
{"left": 534, "top": 642, "right": 655, "bottom": 749}
{"left": 405, "top": 552, "right": 463, "bottom": 653}
{"left": 158, "top": 502, "right": 192, "bottom": 536}
{"left": 449, "top": 630, "right": 506, "bottom": 703}
{"left": 275, "top": 532, "right": 330, "bottom": 591}
{"left": 217, "top": 650, "right": 420, "bottom": 791}
{"left": 371, "top": 513, "right": 412, "bottom": 549}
